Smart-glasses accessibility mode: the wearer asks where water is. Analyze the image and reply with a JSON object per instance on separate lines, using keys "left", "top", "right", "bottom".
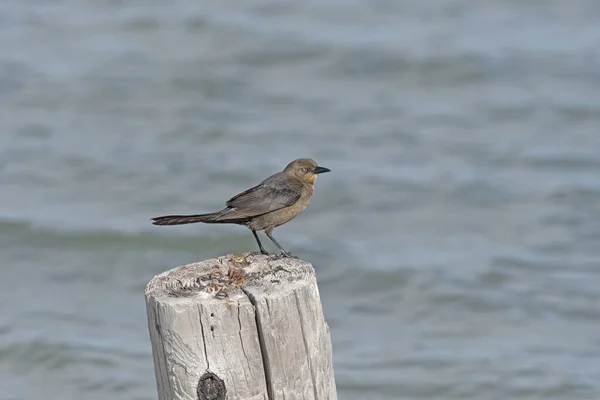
{"left": 1, "top": 1, "right": 600, "bottom": 399}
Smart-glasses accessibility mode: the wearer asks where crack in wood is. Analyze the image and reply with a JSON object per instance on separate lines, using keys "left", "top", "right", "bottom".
{"left": 241, "top": 286, "right": 274, "bottom": 400}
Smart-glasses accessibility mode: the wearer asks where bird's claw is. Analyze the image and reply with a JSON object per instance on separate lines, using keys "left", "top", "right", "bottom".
{"left": 278, "top": 252, "right": 298, "bottom": 259}
{"left": 263, "top": 252, "right": 294, "bottom": 260}
{"left": 251, "top": 250, "right": 297, "bottom": 259}
{"left": 249, "top": 251, "right": 269, "bottom": 256}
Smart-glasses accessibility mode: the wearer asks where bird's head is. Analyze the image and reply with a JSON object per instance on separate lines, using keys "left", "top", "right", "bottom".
{"left": 284, "top": 158, "right": 330, "bottom": 184}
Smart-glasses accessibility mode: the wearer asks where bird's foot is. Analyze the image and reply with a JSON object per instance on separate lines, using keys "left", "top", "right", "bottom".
{"left": 249, "top": 250, "right": 272, "bottom": 257}
{"left": 278, "top": 251, "right": 298, "bottom": 259}
{"left": 249, "top": 249, "right": 297, "bottom": 259}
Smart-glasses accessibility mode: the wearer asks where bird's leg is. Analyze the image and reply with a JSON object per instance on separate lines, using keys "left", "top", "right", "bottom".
{"left": 252, "top": 230, "right": 269, "bottom": 255}
{"left": 265, "top": 229, "right": 295, "bottom": 258}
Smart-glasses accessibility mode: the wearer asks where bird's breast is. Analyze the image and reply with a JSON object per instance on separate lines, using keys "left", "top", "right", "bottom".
{"left": 306, "top": 183, "right": 314, "bottom": 196}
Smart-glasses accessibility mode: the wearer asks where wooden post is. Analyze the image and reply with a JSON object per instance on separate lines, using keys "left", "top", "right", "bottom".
{"left": 145, "top": 253, "right": 337, "bottom": 400}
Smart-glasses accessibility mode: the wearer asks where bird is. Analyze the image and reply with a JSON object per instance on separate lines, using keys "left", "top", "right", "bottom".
{"left": 151, "top": 158, "right": 330, "bottom": 257}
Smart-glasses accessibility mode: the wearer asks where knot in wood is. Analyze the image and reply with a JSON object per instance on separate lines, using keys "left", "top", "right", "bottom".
{"left": 197, "top": 372, "right": 226, "bottom": 400}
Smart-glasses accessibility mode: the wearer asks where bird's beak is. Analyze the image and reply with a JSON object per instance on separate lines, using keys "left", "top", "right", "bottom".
{"left": 313, "top": 166, "right": 331, "bottom": 174}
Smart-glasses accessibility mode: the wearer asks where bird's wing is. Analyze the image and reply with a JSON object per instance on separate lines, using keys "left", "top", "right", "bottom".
{"left": 221, "top": 179, "right": 301, "bottom": 219}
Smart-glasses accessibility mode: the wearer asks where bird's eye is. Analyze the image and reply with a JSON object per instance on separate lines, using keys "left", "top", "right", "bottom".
{"left": 302, "top": 167, "right": 309, "bottom": 172}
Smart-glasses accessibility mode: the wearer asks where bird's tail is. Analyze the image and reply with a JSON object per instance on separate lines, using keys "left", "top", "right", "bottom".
{"left": 151, "top": 213, "right": 220, "bottom": 226}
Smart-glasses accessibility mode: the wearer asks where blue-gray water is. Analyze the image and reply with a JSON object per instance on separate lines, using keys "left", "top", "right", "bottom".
{"left": 2, "top": 1, "right": 600, "bottom": 399}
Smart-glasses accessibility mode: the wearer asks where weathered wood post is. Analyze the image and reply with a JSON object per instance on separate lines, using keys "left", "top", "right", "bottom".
{"left": 145, "top": 253, "right": 337, "bottom": 400}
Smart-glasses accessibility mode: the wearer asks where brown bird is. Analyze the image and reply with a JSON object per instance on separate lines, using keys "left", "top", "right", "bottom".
{"left": 151, "top": 158, "right": 330, "bottom": 257}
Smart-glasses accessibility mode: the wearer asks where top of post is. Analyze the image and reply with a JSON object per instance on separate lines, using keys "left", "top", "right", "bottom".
{"left": 145, "top": 253, "right": 315, "bottom": 301}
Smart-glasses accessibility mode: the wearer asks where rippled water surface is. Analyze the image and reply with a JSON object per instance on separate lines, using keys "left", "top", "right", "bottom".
{"left": 2, "top": 1, "right": 600, "bottom": 399}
